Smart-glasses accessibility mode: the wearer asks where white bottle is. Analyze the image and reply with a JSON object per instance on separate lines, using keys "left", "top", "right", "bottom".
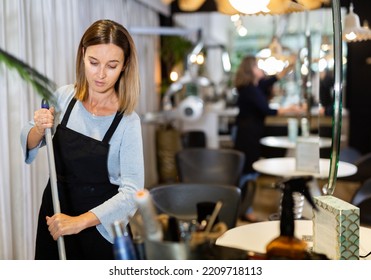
{"left": 301, "top": 117, "right": 310, "bottom": 137}
{"left": 287, "top": 118, "right": 298, "bottom": 142}
{"left": 134, "top": 189, "right": 163, "bottom": 242}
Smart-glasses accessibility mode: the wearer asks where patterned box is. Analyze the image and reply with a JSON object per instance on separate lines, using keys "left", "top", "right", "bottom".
{"left": 312, "top": 195, "right": 360, "bottom": 260}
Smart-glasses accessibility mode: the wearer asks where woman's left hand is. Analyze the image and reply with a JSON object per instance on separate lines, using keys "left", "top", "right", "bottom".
{"left": 46, "top": 212, "right": 99, "bottom": 240}
{"left": 278, "top": 104, "right": 306, "bottom": 116}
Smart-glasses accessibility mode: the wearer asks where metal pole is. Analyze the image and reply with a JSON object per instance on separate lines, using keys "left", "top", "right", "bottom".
{"left": 42, "top": 99, "right": 67, "bottom": 260}
{"left": 323, "top": 0, "right": 343, "bottom": 196}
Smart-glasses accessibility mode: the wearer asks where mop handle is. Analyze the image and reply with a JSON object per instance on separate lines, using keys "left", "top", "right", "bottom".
{"left": 41, "top": 99, "right": 67, "bottom": 260}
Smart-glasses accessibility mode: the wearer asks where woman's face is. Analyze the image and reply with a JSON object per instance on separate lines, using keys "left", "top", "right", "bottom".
{"left": 83, "top": 43, "right": 125, "bottom": 94}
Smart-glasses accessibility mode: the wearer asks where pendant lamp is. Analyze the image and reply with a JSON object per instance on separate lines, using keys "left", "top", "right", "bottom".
{"left": 228, "top": 0, "right": 270, "bottom": 15}
{"left": 256, "top": 36, "right": 293, "bottom": 76}
{"left": 343, "top": 2, "right": 371, "bottom": 42}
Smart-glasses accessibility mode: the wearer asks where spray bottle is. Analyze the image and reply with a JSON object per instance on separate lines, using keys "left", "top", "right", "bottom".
{"left": 112, "top": 220, "right": 138, "bottom": 260}
{"left": 266, "top": 176, "right": 317, "bottom": 260}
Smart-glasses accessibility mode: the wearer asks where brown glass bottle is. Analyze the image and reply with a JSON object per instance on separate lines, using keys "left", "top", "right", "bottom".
{"left": 266, "top": 177, "right": 312, "bottom": 260}
{"left": 266, "top": 236, "right": 308, "bottom": 259}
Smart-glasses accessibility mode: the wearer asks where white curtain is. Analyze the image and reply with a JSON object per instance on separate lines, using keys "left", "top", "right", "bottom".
{"left": 0, "top": 0, "right": 160, "bottom": 260}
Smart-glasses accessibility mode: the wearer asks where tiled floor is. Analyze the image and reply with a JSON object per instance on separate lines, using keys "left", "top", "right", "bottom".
{"left": 237, "top": 174, "right": 362, "bottom": 226}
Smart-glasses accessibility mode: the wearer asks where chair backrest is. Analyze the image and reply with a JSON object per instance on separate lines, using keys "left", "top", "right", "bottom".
{"left": 175, "top": 148, "right": 245, "bottom": 186}
{"left": 339, "top": 146, "right": 362, "bottom": 164}
{"left": 149, "top": 183, "right": 241, "bottom": 229}
{"left": 353, "top": 153, "right": 371, "bottom": 183}
{"left": 181, "top": 130, "right": 206, "bottom": 148}
{"left": 343, "top": 152, "right": 371, "bottom": 184}
{"left": 351, "top": 178, "right": 371, "bottom": 226}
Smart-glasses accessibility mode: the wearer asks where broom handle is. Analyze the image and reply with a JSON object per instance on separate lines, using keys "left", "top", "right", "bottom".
{"left": 41, "top": 99, "right": 67, "bottom": 260}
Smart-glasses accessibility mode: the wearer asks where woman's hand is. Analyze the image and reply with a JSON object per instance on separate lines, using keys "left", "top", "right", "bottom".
{"left": 27, "top": 107, "right": 55, "bottom": 149}
{"left": 278, "top": 104, "right": 306, "bottom": 116}
{"left": 33, "top": 107, "right": 55, "bottom": 136}
{"left": 46, "top": 212, "right": 100, "bottom": 240}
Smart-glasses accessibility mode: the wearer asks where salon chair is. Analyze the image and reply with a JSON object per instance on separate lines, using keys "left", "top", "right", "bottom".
{"left": 149, "top": 183, "right": 241, "bottom": 229}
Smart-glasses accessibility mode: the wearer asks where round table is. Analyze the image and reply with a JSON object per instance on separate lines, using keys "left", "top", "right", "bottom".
{"left": 260, "top": 136, "right": 332, "bottom": 149}
{"left": 216, "top": 220, "right": 371, "bottom": 260}
{"left": 252, "top": 157, "right": 357, "bottom": 179}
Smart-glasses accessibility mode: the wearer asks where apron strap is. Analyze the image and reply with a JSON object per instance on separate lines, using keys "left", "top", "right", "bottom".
{"left": 102, "top": 111, "right": 123, "bottom": 144}
{"left": 61, "top": 98, "right": 77, "bottom": 126}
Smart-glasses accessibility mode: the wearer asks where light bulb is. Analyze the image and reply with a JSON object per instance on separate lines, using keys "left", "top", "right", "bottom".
{"left": 170, "top": 71, "right": 178, "bottom": 82}
{"left": 228, "top": 0, "right": 270, "bottom": 14}
{"left": 345, "top": 32, "right": 357, "bottom": 41}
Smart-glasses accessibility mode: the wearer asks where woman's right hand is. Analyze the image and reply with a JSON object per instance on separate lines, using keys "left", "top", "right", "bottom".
{"left": 33, "top": 107, "right": 55, "bottom": 136}
{"left": 27, "top": 107, "right": 55, "bottom": 149}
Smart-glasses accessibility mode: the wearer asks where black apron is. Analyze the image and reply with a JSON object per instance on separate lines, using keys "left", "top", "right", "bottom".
{"left": 35, "top": 98, "right": 123, "bottom": 260}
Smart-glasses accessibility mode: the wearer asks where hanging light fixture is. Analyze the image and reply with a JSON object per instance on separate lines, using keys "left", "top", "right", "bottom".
{"left": 228, "top": 0, "right": 270, "bottom": 15}
{"left": 161, "top": 0, "right": 206, "bottom": 11}
{"left": 267, "top": 0, "right": 291, "bottom": 14}
{"left": 163, "top": 1, "right": 327, "bottom": 15}
{"left": 256, "top": 36, "right": 294, "bottom": 76}
{"left": 214, "top": 0, "right": 239, "bottom": 15}
{"left": 343, "top": 2, "right": 371, "bottom": 42}
{"left": 362, "top": 20, "right": 371, "bottom": 41}
{"left": 178, "top": 0, "right": 206, "bottom": 11}
{"left": 296, "top": 0, "right": 326, "bottom": 10}
{"left": 226, "top": 0, "right": 326, "bottom": 15}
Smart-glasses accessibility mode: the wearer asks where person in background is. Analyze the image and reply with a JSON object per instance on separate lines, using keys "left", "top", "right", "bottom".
{"left": 20, "top": 19, "right": 144, "bottom": 259}
{"left": 319, "top": 69, "right": 334, "bottom": 116}
{"left": 233, "top": 55, "right": 305, "bottom": 222}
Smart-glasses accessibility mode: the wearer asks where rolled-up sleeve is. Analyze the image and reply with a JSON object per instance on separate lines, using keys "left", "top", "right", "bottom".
{"left": 20, "top": 121, "right": 46, "bottom": 164}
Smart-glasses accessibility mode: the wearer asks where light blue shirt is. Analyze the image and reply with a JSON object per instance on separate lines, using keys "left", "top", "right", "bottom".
{"left": 20, "top": 84, "right": 144, "bottom": 243}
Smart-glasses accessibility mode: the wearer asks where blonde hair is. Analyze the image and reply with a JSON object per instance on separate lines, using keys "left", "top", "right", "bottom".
{"left": 75, "top": 19, "right": 140, "bottom": 114}
{"left": 234, "top": 56, "right": 257, "bottom": 88}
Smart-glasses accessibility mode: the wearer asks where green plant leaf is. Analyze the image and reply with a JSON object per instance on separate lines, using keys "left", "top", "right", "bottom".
{"left": 0, "top": 48, "right": 56, "bottom": 105}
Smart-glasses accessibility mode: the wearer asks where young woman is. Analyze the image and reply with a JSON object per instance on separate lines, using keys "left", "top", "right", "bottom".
{"left": 20, "top": 19, "right": 144, "bottom": 259}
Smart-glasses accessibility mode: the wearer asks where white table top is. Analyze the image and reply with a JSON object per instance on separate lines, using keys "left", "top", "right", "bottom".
{"left": 260, "top": 136, "right": 332, "bottom": 149}
{"left": 252, "top": 157, "right": 357, "bottom": 179}
{"left": 216, "top": 220, "right": 371, "bottom": 260}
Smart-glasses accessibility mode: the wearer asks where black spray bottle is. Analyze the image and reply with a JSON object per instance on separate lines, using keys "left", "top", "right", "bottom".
{"left": 266, "top": 176, "right": 317, "bottom": 260}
